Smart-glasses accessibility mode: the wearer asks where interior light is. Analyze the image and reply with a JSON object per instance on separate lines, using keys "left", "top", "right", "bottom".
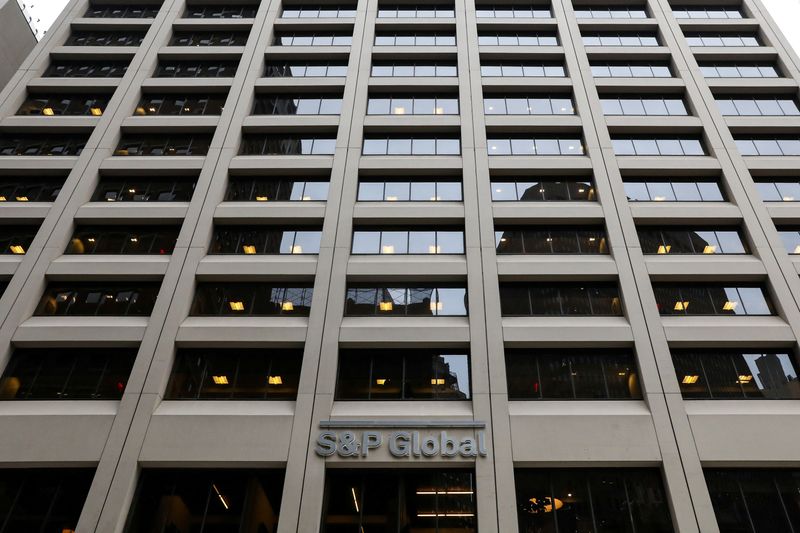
{"left": 578, "top": 188, "right": 585, "bottom": 193}
{"left": 130, "top": 237, "right": 138, "bottom": 243}
{"left": 526, "top": 497, "right": 563, "bottom": 515}
{"left": 184, "top": 107, "right": 191, "bottom": 112}
{"left": 9, "top": 245, "right": 25, "bottom": 254}
{"left": 416, "top": 490, "right": 474, "bottom": 495}
{"left": 128, "top": 188, "right": 136, "bottom": 193}
{"left": 783, "top": 196, "right": 795, "bottom": 202}
{"left": 386, "top": 195, "right": 398, "bottom": 201}
{"left": 256, "top": 196, "right": 268, "bottom": 201}
{"left": 212, "top": 484, "right": 230, "bottom": 510}
{"left": 657, "top": 245, "right": 672, "bottom": 254}
{"left": 737, "top": 374, "right": 753, "bottom": 384}
{"left": 268, "top": 375, "right": 283, "bottom": 385}
{"left": 653, "top": 196, "right": 666, "bottom": 202}
{"left": 87, "top": 238, "right": 95, "bottom": 242}
{"left": 417, "top": 513, "right": 476, "bottom": 518}
{"left": 242, "top": 245, "right": 257, "bottom": 254}
{"left": 428, "top": 245, "right": 441, "bottom": 254}
{"left": 0, "top": 196, "right": 5, "bottom": 201}
{"left": 430, "top": 301, "right": 443, "bottom": 312}
{"left": 435, "top": 106, "right": 445, "bottom": 114}
{"left": 282, "top": 301, "right": 294, "bottom": 311}
{"left": 375, "top": 378, "right": 387, "bottom": 385}
{"left": 90, "top": 107, "right": 103, "bottom": 116}
{"left": 674, "top": 301, "right": 689, "bottom": 311}
{"left": 212, "top": 375, "right": 229, "bottom": 385}
{"left": 430, "top": 378, "right": 445, "bottom": 385}
{"left": 703, "top": 245, "right": 717, "bottom": 254}
{"left": 16, "top": 196, "right": 28, "bottom": 202}
{"left": 351, "top": 487, "right": 360, "bottom": 513}
{"left": 379, "top": 301, "right": 393, "bottom": 311}
{"left": 302, "top": 195, "right": 312, "bottom": 201}
{"left": 229, "top": 301, "right": 245, "bottom": 311}
{"left": 722, "top": 300, "right": 738, "bottom": 311}
{"left": 588, "top": 237, "right": 596, "bottom": 242}
{"left": 148, "top": 107, "right": 156, "bottom": 113}
{"left": 682, "top": 375, "right": 699, "bottom": 384}
{"left": 291, "top": 245, "right": 303, "bottom": 254}
{"left": 135, "top": 107, "right": 146, "bottom": 115}
{"left": 394, "top": 106, "right": 406, "bottom": 114}
{"left": 617, "top": 371, "right": 626, "bottom": 376}
{"left": 42, "top": 107, "right": 55, "bottom": 116}
{"left": 382, "top": 245, "right": 395, "bottom": 254}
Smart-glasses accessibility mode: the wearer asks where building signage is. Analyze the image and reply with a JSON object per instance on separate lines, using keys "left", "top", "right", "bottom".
{"left": 314, "top": 420, "right": 488, "bottom": 458}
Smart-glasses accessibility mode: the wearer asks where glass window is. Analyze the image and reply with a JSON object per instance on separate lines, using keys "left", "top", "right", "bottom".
{"left": 654, "top": 285, "right": 774, "bottom": 316}
{"left": 190, "top": 283, "right": 313, "bottom": 316}
{"left": 65, "top": 226, "right": 179, "bottom": 255}
{"left": 0, "top": 469, "right": 95, "bottom": 531}
{"left": 638, "top": 228, "right": 747, "bottom": 255}
{"left": 35, "top": 283, "right": 160, "bottom": 316}
{"left": 224, "top": 177, "right": 327, "bottom": 202}
{"left": 500, "top": 283, "right": 622, "bottom": 316}
{"left": 345, "top": 286, "right": 467, "bottom": 316}
{"left": 495, "top": 228, "right": 607, "bottom": 254}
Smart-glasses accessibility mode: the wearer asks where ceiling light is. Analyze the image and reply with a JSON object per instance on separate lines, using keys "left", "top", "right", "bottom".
{"left": 90, "top": 107, "right": 103, "bottom": 116}
{"left": 722, "top": 301, "right": 738, "bottom": 311}
{"left": 375, "top": 378, "right": 387, "bottom": 385}
{"left": 703, "top": 245, "right": 717, "bottom": 254}
{"left": 9, "top": 245, "right": 25, "bottom": 254}
{"left": 16, "top": 196, "right": 28, "bottom": 202}
{"left": 416, "top": 490, "right": 474, "bottom": 495}
{"left": 212, "top": 375, "right": 229, "bottom": 385}
{"left": 242, "top": 245, "right": 257, "bottom": 254}
{"left": 428, "top": 245, "right": 441, "bottom": 254}
{"left": 386, "top": 195, "right": 398, "bottom": 201}
{"left": 737, "top": 374, "right": 752, "bottom": 384}
{"left": 657, "top": 245, "right": 672, "bottom": 254}
{"left": 379, "top": 301, "right": 393, "bottom": 311}
{"left": 291, "top": 245, "right": 303, "bottom": 254}
{"left": 393, "top": 106, "right": 406, "bottom": 114}
{"left": 431, "top": 378, "right": 445, "bottom": 385}
{"left": 256, "top": 195, "right": 268, "bottom": 201}
{"left": 682, "top": 375, "right": 699, "bottom": 384}
{"left": 674, "top": 301, "right": 689, "bottom": 311}
{"left": 382, "top": 245, "right": 395, "bottom": 254}
{"left": 784, "top": 196, "right": 795, "bottom": 201}
{"left": 430, "top": 301, "right": 443, "bottom": 312}
{"left": 282, "top": 301, "right": 294, "bottom": 311}
{"left": 653, "top": 196, "right": 666, "bottom": 202}
{"left": 212, "top": 484, "right": 230, "bottom": 510}
{"left": 268, "top": 375, "right": 283, "bottom": 385}
{"left": 130, "top": 237, "right": 138, "bottom": 243}
{"left": 229, "top": 301, "right": 245, "bottom": 311}
{"left": 42, "top": 107, "right": 54, "bottom": 116}
{"left": 351, "top": 487, "right": 360, "bottom": 513}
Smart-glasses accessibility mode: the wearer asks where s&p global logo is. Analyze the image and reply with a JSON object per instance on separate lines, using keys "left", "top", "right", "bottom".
{"left": 314, "top": 420, "right": 488, "bottom": 459}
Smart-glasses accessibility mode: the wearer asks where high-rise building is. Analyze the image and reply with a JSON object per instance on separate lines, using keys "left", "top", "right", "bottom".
{"left": 0, "top": 0, "right": 800, "bottom": 531}
{"left": 0, "top": 0, "right": 37, "bottom": 90}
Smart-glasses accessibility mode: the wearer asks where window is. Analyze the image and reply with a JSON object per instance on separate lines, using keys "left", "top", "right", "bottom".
{"left": 352, "top": 229, "right": 465, "bottom": 254}
{"left": 0, "top": 348, "right": 136, "bottom": 400}
{"left": 336, "top": 350, "right": 470, "bottom": 400}
{"left": 274, "top": 33, "right": 353, "bottom": 46}
{"left": 612, "top": 137, "right": 706, "bottom": 156}
{"left": 590, "top": 62, "right": 672, "bottom": 78}
{"left": 190, "top": 283, "right": 313, "bottom": 316}
{"left": 600, "top": 96, "right": 688, "bottom": 116}
{"left": 514, "top": 469, "right": 673, "bottom": 533}
{"left": 574, "top": 7, "right": 648, "bottom": 18}
{"left": 476, "top": 5, "right": 552, "bottom": 17}
{"left": 127, "top": 470, "right": 285, "bottom": 532}
{"left": 114, "top": 135, "right": 212, "bottom": 156}
{"left": 673, "top": 349, "right": 800, "bottom": 399}
{"left": 17, "top": 94, "right": 109, "bottom": 116}
{"left": 322, "top": 470, "right": 476, "bottom": 532}
{"left": 367, "top": 95, "right": 459, "bottom": 115}
{"left": 266, "top": 61, "right": 348, "bottom": 77}
{"left": 371, "top": 62, "right": 457, "bottom": 77}
{"left": 155, "top": 60, "right": 239, "bottom": 77}
{"left": 735, "top": 137, "right": 800, "bottom": 156}
{"left": 778, "top": 228, "right": 800, "bottom": 254}
{"left": 170, "top": 31, "right": 250, "bottom": 46}
{"left": 505, "top": 350, "right": 641, "bottom": 399}
{"left": 717, "top": 96, "right": 800, "bottom": 116}
{"left": 374, "top": 33, "right": 456, "bottom": 46}
{"left": 491, "top": 178, "right": 595, "bottom": 201}
{"left": 65, "top": 31, "right": 145, "bottom": 46}
{"left": 495, "top": 227, "right": 608, "bottom": 254}
{"left": 86, "top": 4, "right": 161, "bottom": 17}
{"left": 582, "top": 33, "right": 659, "bottom": 46}
{"left": 0, "top": 134, "right": 87, "bottom": 156}
{"left": 638, "top": 228, "right": 747, "bottom": 255}
{"left": 378, "top": 5, "right": 454, "bottom": 17}
{"left": 225, "top": 177, "right": 329, "bottom": 201}
{"left": 755, "top": 179, "right": 800, "bottom": 202}
{"left": 345, "top": 286, "right": 468, "bottom": 316}
{"left": 480, "top": 62, "right": 566, "bottom": 77}
{"left": 477, "top": 33, "right": 558, "bottom": 46}
{"left": 253, "top": 94, "right": 343, "bottom": 115}
{"left": 35, "top": 283, "right": 161, "bottom": 316}
{"left": 166, "top": 349, "right": 302, "bottom": 399}
{"left": 705, "top": 469, "right": 800, "bottom": 533}
{"left": 653, "top": 284, "right": 774, "bottom": 316}
{"left": 44, "top": 60, "right": 130, "bottom": 77}
{"left": 484, "top": 95, "right": 575, "bottom": 115}
{"left": 0, "top": 226, "right": 39, "bottom": 254}
{"left": 357, "top": 179, "right": 462, "bottom": 201}
{"left": 700, "top": 63, "right": 780, "bottom": 78}
{"left": 685, "top": 33, "right": 760, "bottom": 47}
{"left": 499, "top": 283, "right": 623, "bottom": 316}
{"left": 487, "top": 136, "right": 584, "bottom": 155}
{"left": 210, "top": 227, "right": 322, "bottom": 254}
{"left": 0, "top": 177, "right": 64, "bottom": 202}
{"left": 184, "top": 4, "right": 258, "bottom": 18}
{"left": 0, "top": 469, "right": 94, "bottom": 531}
{"left": 623, "top": 178, "right": 724, "bottom": 202}
{"left": 92, "top": 176, "right": 196, "bottom": 202}
{"left": 673, "top": 7, "right": 743, "bottom": 19}
{"left": 239, "top": 135, "right": 336, "bottom": 155}
{"left": 66, "top": 226, "right": 179, "bottom": 255}
{"left": 134, "top": 94, "right": 227, "bottom": 115}
{"left": 362, "top": 136, "right": 461, "bottom": 155}
{"left": 283, "top": 5, "right": 356, "bottom": 17}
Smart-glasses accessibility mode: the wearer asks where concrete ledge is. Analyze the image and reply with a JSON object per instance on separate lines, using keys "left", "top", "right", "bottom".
{"left": 176, "top": 316, "right": 309, "bottom": 345}
{"left": 662, "top": 316, "right": 794, "bottom": 346}
{"left": 47, "top": 255, "right": 171, "bottom": 279}
{"left": 502, "top": 316, "right": 633, "bottom": 346}
{"left": 196, "top": 255, "right": 319, "bottom": 279}
{"left": 13, "top": 317, "right": 149, "bottom": 346}
{"left": 496, "top": 255, "right": 618, "bottom": 279}
{"left": 339, "top": 316, "right": 470, "bottom": 346}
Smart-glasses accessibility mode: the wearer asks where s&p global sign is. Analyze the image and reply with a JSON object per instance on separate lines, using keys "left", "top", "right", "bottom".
{"left": 314, "top": 420, "right": 488, "bottom": 459}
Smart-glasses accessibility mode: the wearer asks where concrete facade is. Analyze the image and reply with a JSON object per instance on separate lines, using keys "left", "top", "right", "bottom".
{"left": 0, "top": 0, "right": 37, "bottom": 90}
{"left": 0, "top": 0, "right": 798, "bottom": 531}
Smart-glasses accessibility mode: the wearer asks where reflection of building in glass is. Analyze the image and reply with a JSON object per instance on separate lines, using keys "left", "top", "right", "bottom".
{"left": 755, "top": 353, "right": 800, "bottom": 399}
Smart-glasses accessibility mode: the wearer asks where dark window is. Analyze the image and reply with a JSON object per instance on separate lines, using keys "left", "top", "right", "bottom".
{"left": 253, "top": 94, "right": 343, "bottom": 115}
{"left": 491, "top": 178, "right": 596, "bottom": 201}
{"left": 363, "top": 136, "right": 461, "bottom": 155}
{"left": 638, "top": 227, "right": 747, "bottom": 254}
{"left": 225, "top": 177, "right": 329, "bottom": 201}
{"left": 0, "top": 225, "right": 39, "bottom": 255}
{"left": 184, "top": 4, "right": 258, "bottom": 18}
{"left": 357, "top": 178, "right": 462, "bottom": 201}
{"left": 705, "top": 469, "right": 800, "bottom": 533}
{"left": 700, "top": 63, "right": 781, "bottom": 78}
{"left": 274, "top": 32, "right": 353, "bottom": 46}
{"left": 506, "top": 349, "right": 641, "bottom": 399}
{"left": 170, "top": 31, "right": 250, "bottom": 46}
{"left": 35, "top": 283, "right": 161, "bottom": 316}
{"left": 755, "top": 179, "right": 800, "bottom": 202}
{"left": 135, "top": 94, "right": 227, "bottom": 115}
{"left": 155, "top": 60, "right": 239, "bottom": 77}
{"left": 65, "top": 31, "right": 145, "bottom": 46}
{"left": 372, "top": 62, "right": 458, "bottom": 77}
{"left": 85, "top": 4, "right": 161, "bottom": 17}
{"left": 352, "top": 229, "right": 465, "bottom": 254}
{"left": 486, "top": 136, "right": 584, "bottom": 155}
{"left": 673, "top": 349, "right": 800, "bottom": 399}
{"left": 495, "top": 227, "right": 608, "bottom": 254}
{"left": 114, "top": 134, "right": 212, "bottom": 156}
{"left": 66, "top": 226, "right": 179, "bottom": 254}
{"left": 284, "top": 5, "right": 357, "bottom": 17}
{"left": 477, "top": 33, "right": 558, "bottom": 46}
{"left": 190, "top": 283, "right": 313, "bottom": 316}
{"left": 0, "top": 134, "right": 87, "bottom": 156}
{"left": 735, "top": 137, "right": 800, "bottom": 156}
{"left": 367, "top": 95, "right": 459, "bottom": 115}
{"left": 374, "top": 33, "right": 455, "bottom": 46}
{"left": 92, "top": 176, "right": 196, "bottom": 202}
{"left": 484, "top": 95, "right": 575, "bottom": 115}
{"left": 17, "top": 94, "right": 110, "bottom": 116}
{"left": 0, "top": 348, "right": 136, "bottom": 400}
{"left": 0, "top": 469, "right": 94, "bottom": 531}
{"left": 345, "top": 285, "right": 468, "bottom": 316}
{"left": 612, "top": 137, "right": 706, "bottom": 156}
{"left": 476, "top": 5, "right": 552, "bottom": 17}
{"left": 685, "top": 33, "right": 760, "bottom": 47}
{"left": 653, "top": 284, "right": 774, "bottom": 316}
{"left": 590, "top": 62, "right": 672, "bottom": 78}
{"left": 499, "top": 283, "right": 623, "bottom": 316}
{"left": 166, "top": 349, "right": 302, "bottom": 399}
{"left": 336, "top": 350, "right": 471, "bottom": 400}
{"left": 0, "top": 177, "right": 64, "bottom": 202}
{"left": 624, "top": 179, "right": 725, "bottom": 201}
{"left": 44, "top": 60, "right": 130, "bottom": 77}
{"left": 126, "top": 469, "right": 285, "bottom": 532}
{"left": 515, "top": 468, "right": 673, "bottom": 533}
{"left": 210, "top": 227, "right": 322, "bottom": 254}
{"left": 322, "top": 470, "right": 476, "bottom": 533}
{"left": 239, "top": 135, "right": 336, "bottom": 155}
{"left": 480, "top": 62, "right": 566, "bottom": 77}
{"left": 265, "top": 61, "right": 349, "bottom": 77}
{"left": 574, "top": 7, "right": 648, "bottom": 18}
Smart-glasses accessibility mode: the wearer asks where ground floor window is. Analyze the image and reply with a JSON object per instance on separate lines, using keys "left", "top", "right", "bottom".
{"left": 322, "top": 469, "right": 477, "bottom": 532}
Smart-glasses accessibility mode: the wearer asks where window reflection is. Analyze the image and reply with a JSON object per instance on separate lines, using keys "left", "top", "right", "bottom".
{"left": 735, "top": 137, "right": 800, "bottom": 156}
{"left": 755, "top": 180, "right": 800, "bottom": 202}
{"left": 378, "top": 5, "right": 455, "bottom": 18}
{"left": 363, "top": 136, "right": 461, "bottom": 155}
{"left": 0, "top": 469, "right": 94, "bottom": 531}
{"left": 345, "top": 286, "right": 468, "bottom": 316}
{"left": 575, "top": 7, "right": 648, "bottom": 18}
{"left": 673, "top": 8, "right": 743, "bottom": 19}
{"left": 623, "top": 179, "right": 724, "bottom": 202}
{"left": 717, "top": 97, "right": 799, "bottom": 116}
{"left": 499, "top": 283, "right": 623, "bottom": 316}
{"left": 274, "top": 33, "right": 353, "bottom": 46}
{"left": 491, "top": 178, "right": 595, "bottom": 201}
{"left": 0, "top": 225, "right": 40, "bottom": 255}
{"left": 487, "top": 137, "right": 584, "bottom": 155}
{"left": 114, "top": 135, "right": 212, "bottom": 156}
{"left": 66, "top": 226, "right": 179, "bottom": 254}
{"left": 476, "top": 5, "right": 552, "bottom": 18}
{"left": 210, "top": 227, "right": 322, "bottom": 254}
{"left": 653, "top": 284, "right": 774, "bottom": 316}
{"left": 266, "top": 61, "right": 348, "bottom": 77}
{"left": 253, "top": 94, "right": 343, "bottom": 115}
{"left": 0, "top": 135, "right": 87, "bottom": 156}
{"left": 495, "top": 227, "right": 607, "bottom": 254}
{"left": 135, "top": 94, "right": 227, "bottom": 116}
{"left": 590, "top": 62, "right": 672, "bottom": 77}
{"left": 35, "top": 283, "right": 161, "bottom": 316}
{"left": 92, "top": 176, "right": 196, "bottom": 202}
{"left": 170, "top": 31, "right": 249, "bottom": 46}
{"left": 352, "top": 229, "right": 465, "bottom": 254}
{"left": 478, "top": 33, "right": 558, "bottom": 46}
{"left": 225, "top": 177, "right": 329, "bottom": 201}
{"left": 155, "top": 60, "right": 239, "bottom": 77}
{"left": 0, "top": 177, "right": 64, "bottom": 202}
{"left": 367, "top": 95, "right": 459, "bottom": 115}
{"left": 612, "top": 137, "right": 706, "bottom": 156}
{"left": 17, "top": 94, "right": 110, "bottom": 116}
{"left": 685, "top": 33, "right": 760, "bottom": 47}
{"left": 86, "top": 4, "right": 161, "bottom": 17}
{"left": 374, "top": 33, "right": 456, "bottom": 46}
{"left": 480, "top": 62, "right": 566, "bottom": 77}
{"left": 638, "top": 228, "right": 747, "bottom": 254}
{"left": 184, "top": 4, "right": 258, "bottom": 18}
{"left": 700, "top": 63, "right": 780, "bottom": 78}
{"left": 44, "top": 60, "right": 130, "bottom": 78}
{"left": 190, "top": 283, "right": 313, "bottom": 316}
{"left": 283, "top": 5, "right": 356, "bottom": 18}
{"left": 240, "top": 135, "right": 336, "bottom": 155}
{"left": 484, "top": 95, "right": 575, "bottom": 115}
{"left": 358, "top": 179, "right": 462, "bottom": 201}
{"left": 582, "top": 33, "right": 659, "bottom": 46}
{"left": 601, "top": 96, "right": 688, "bottom": 116}
{"left": 66, "top": 31, "right": 145, "bottom": 46}
{"left": 372, "top": 62, "right": 458, "bottom": 77}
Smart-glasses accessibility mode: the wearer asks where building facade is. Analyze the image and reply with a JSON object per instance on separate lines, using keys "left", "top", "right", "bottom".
{"left": 0, "top": 0, "right": 799, "bottom": 531}
{"left": 0, "top": 0, "right": 37, "bottom": 90}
